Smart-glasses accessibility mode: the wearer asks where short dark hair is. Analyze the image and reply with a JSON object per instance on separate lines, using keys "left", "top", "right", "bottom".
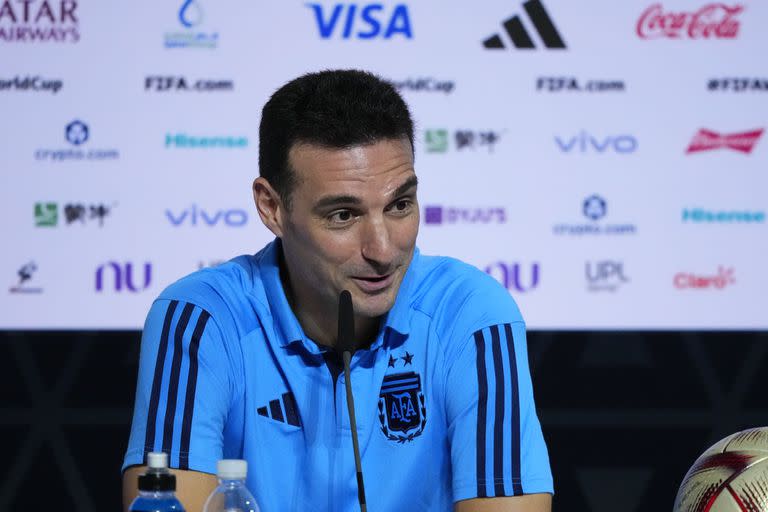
{"left": 259, "top": 69, "right": 415, "bottom": 208}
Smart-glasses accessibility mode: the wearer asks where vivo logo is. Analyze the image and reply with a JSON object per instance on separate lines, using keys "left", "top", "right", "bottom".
{"left": 306, "top": 3, "right": 413, "bottom": 39}
{"left": 165, "top": 205, "right": 248, "bottom": 227}
{"left": 555, "top": 132, "right": 638, "bottom": 153}
{"left": 586, "top": 261, "right": 629, "bottom": 291}
{"left": 95, "top": 262, "right": 152, "bottom": 292}
{"left": 484, "top": 262, "right": 540, "bottom": 293}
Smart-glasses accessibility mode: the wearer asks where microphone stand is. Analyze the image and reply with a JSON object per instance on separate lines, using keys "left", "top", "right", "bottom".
{"left": 338, "top": 290, "right": 367, "bottom": 512}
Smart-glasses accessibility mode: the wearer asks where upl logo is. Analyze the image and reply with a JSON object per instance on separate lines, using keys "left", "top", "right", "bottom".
{"left": 306, "top": 3, "right": 413, "bottom": 39}
{"left": 165, "top": 205, "right": 248, "bottom": 227}
{"left": 556, "top": 132, "right": 638, "bottom": 154}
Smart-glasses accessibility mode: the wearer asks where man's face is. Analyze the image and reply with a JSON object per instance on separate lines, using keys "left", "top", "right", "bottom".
{"left": 279, "top": 137, "right": 419, "bottom": 323}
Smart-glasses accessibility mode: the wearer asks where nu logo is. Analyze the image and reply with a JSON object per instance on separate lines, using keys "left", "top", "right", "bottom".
{"left": 95, "top": 262, "right": 152, "bottom": 292}
{"left": 483, "top": 0, "right": 565, "bottom": 50}
{"left": 484, "top": 262, "right": 540, "bottom": 293}
{"left": 306, "top": 3, "right": 413, "bottom": 39}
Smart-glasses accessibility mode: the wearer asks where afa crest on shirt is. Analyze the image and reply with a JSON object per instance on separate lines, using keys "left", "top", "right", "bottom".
{"left": 378, "top": 372, "right": 426, "bottom": 443}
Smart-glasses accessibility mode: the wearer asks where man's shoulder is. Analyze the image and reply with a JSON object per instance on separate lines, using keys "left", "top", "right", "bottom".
{"left": 408, "top": 253, "right": 523, "bottom": 332}
{"left": 154, "top": 254, "right": 268, "bottom": 336}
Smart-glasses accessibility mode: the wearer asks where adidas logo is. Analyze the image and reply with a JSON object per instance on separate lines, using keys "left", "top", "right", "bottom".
{"left": 257, "top": 392, "right": 301, "bottom": 427}
{"left": 483, "top": 0, "right": 566, "bottom": 50}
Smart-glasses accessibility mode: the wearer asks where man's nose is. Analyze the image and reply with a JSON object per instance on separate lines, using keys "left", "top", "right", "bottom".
{"left": 360, "top": 216, "right": 392, "bottom": 266}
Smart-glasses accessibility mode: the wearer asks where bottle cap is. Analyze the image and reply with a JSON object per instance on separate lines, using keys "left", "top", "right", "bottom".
{"left": 147, "top": 452, "right": 168, "bottom": 469}
{"left": 217, "top": 459, "right": 247, "bottom": 479}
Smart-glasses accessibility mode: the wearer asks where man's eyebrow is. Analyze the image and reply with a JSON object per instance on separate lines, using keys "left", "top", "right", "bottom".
{"left": 313, "top": 194, "right": 362, "bottom": 212}
{"left": 391, "top": 175, "right": 418, "bottom": 198}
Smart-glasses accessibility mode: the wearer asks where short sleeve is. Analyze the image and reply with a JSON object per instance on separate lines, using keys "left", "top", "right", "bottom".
{"left": 446, "top": 321, "right": 553, "bottom": 502}
{"left": 122, "top": 299, "right": 233, "bottom": 475}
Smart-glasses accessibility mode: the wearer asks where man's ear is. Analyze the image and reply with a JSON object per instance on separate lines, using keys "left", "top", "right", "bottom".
{"left": 252, "top": 177, "right": 285, "bottom": 238}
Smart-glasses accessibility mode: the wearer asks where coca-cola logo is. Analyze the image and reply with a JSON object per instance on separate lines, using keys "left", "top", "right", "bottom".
{"left": 636, "top": 3, "right": 743, "bottom": 39}
{"left": 674, "top": 267, "right": 735, "bottom": 290}
{"left": 686, "top": 128, "right": 763, "bottom": 154}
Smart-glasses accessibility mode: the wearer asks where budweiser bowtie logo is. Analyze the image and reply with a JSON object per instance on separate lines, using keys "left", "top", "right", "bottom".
{"left": 637, "top": 3, "right": 744, "bottom": 39}
{"left": 686, "top": 129, "right": 764, "bottom": 154}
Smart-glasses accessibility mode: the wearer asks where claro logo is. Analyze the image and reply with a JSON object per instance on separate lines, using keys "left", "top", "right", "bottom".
{"left": 674, "top": 267, "right": 735, "bottom": 290}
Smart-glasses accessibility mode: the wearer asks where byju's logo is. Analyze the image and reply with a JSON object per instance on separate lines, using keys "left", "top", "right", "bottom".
{"left": 586, "top": 261, "right": 629, "bottom": 292}
{"left": 165, "top": 205, "right": 248, "bottom": 227}
{"left": 483, "top": 0, "right": 565, "bottom": 50}
{"left": 674, "top": 267, "right": 735, "bottom": 290}
{"left": 165, "top": 0, "right": 218, "bottom": 48}
{"left": 0, "top": 76, "right": 63, "bottom": 94}
{"left": 536, "top": 77, "right": 625, "bottom": 93}
{"left": 35, "top": 120, "right": 120, "bottom": 161}
{"left": 555, "top": 132, "right": 638, "bottom": 154}
{"left": 682, "top": 208, "right": 765, "bottom": 224}
{"left": 637, "top": 3, "right": 743, "bottom": 39}
{"left": 34, "top": 202, "right": 115, "bottom": 227}
{"left": 390, "top": 77, "right": 454, "bottom": 94}
{"left": 708, "top": 78, "right": 768, "bottom": 92}
{"left": 145, "top": 76, "right": 233, "bottom": 92}
{"left": 423, "top": 206, "right": 506, "bottom": 225}
{"left": 485, "top": 262, "right": 540, "bottom": 293}
{"left": 685, "top": 129, "right": 763, "bottom": 154}
{"left": 95, "top": 262, "right": 152, "bottom": 293}
{"left": 9, "top": 261, "right": 42, "bottom": 294}
{"left": 165, "top": 133, "right": 248, "bottom": 149}
{"left": 306, "top": 3, "right": 413, "bottom": 39}
{"left": 0, "top": 0, "right": 79, "bottom": 43}
{"left": 553, "top": 195, "right": 637, "bottom": 236}
{"left": 424, "top": 129, "right": 502, "bottom": 153}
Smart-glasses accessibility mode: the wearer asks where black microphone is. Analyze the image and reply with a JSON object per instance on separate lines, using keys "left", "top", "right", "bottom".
{"left": 338, "top": 290, "right": 367, "bottom": 512}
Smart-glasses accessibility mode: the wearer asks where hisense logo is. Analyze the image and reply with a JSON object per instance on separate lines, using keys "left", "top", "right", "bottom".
{"left": 682, "top": 208, "right": 765, "bottom": 223}
{"left": 165, "top": 133, "right": 248, "bottom": 148}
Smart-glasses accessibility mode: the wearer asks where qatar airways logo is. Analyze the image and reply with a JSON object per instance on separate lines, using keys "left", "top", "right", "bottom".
{"left": 674, "top": 267, "right": 735, "bottom": 290}
{"left": 637, "top": 3, "right": 743, "bottom": 39}
{"left": 686, "top": 129, "right": 763, "bottom": 154}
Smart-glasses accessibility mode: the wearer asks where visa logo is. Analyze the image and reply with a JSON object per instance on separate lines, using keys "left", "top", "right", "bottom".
{"left": 555, "top": 131, "right": 638, "bottom": 153}
{"left": 306, "top": 3, "right": 413, "bottom": 39}
{"left": 165, "top": 205, "right": 248, "bottom": 227}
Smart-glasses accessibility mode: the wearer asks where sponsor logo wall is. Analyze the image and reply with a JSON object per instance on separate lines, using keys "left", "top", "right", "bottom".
{"left": 1, "top": 0, "right": 766, "bottom": 329}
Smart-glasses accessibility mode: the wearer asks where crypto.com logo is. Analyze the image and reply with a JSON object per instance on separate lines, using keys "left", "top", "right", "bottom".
{"left": 65, "top": 120, "right": 88, "bottom": 145}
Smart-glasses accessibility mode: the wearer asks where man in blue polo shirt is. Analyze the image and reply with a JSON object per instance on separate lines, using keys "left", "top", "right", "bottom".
{"left": 123, "top": 70, "right": 552, "bottom": 511}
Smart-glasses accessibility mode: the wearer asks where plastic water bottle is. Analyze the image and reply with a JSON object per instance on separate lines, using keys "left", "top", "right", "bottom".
{"left": 129, "top": 452, "right": 185, "bottom": 512}
{"left": 202, "top": 459, "right": 260, "bottom": 512}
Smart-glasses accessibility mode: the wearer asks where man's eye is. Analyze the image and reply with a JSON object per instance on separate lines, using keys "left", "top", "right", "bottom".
{"left": 391, "top": 199, "right": 413, "bottom": 213}
{"left": 328, "top": 210, "right": 354, "bottom": 224}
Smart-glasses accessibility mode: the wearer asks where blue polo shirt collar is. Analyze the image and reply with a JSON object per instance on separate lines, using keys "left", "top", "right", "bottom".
{"left": 258, "top": 239, "right": 416, "bottom": 353}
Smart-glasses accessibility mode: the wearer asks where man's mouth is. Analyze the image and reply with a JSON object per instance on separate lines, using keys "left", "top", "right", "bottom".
{"left": 350, "top": 272, "right": 396, "bottom": 293}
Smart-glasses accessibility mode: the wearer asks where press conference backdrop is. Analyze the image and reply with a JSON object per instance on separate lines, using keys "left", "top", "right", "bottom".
{"left": 1, "top": 0, "right": 766, "bottom": 330}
